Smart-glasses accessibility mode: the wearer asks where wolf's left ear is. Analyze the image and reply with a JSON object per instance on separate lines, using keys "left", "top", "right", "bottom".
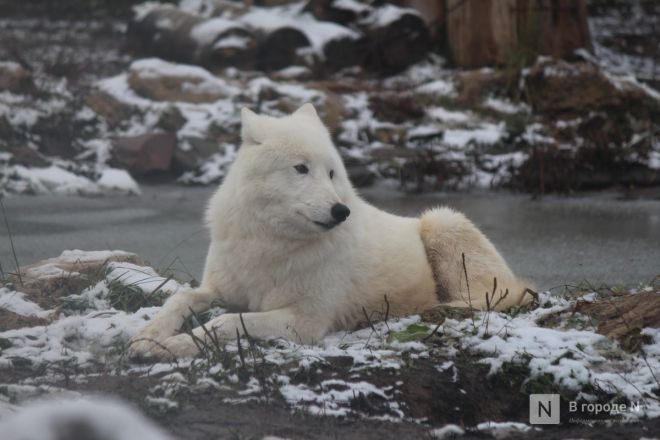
{"left": 294, "top": 103, "right": 318, "bottom": 118}
{"left": 241, "top": 107, "right": 262, "bottom": 145}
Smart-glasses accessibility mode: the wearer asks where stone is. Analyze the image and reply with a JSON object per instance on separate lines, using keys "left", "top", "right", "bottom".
{"left": 0, "top": 61, "right": 33, "bottom": 93}
{"left": 113, "top": 132, "right": 177, "bottom": 175}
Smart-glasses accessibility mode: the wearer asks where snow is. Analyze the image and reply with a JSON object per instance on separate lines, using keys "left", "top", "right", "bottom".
{"left": 178, "top": 144, "right": 237, "bottom": 185}
{"left": 97, "top": 168, "right": 141, "bottom": 194}
{"left": 415, "top": 79, "right": 456, "bottom": 96}
{"left": 11, "top": 165, "right": 98, "bottom": 196}
{"left": 130, "top": 58, "right": 237, "bottom": 95}
{"left": 1, "top": 253, "right": 659, "bottom": 426}
{"left": 240, "top": 4, "right": 360, "bottom": 55}
{"left": 22, "top": 249, "right": 137, "bottom": 280}
{"left": 106, "top": 261, "right": 184, "bottom": 295}
{"left": 430, "top": 424, "right": 465, "bottom": 439}
{"left": 476, "top": 421, "right": 532, "bottom": 438}
{"left": 0, "top": 289, "right": 48, "bottom": 318}
{"left": 190, "top": 18, "right": 244, "bottom": 45}
{"left": 333, "top": 0, "right": 371, "bottom": 14}
{"left": 443, "top": 123, "right": 505, "bottom": 147}
{"left": 0, "top": 397, "right": 171, "bottom": 440}
{"left": 484, "top": 96, "right": 528, "bottom": 114}
{"left": 279, "top": 379, "right": 396, "bottom": 417}
{"left": 213, "top": 35, "right": 250, "bottom": 50}
{"left": 364, "top": 4, "right": 418, "bottom": 28}
{"left": 427, "top": 107, "right": 470, "bottom": 123}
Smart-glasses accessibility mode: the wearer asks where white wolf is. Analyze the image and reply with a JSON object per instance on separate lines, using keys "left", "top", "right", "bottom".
{"left": 130, "top": 104, "right": 531, "bottom": 359}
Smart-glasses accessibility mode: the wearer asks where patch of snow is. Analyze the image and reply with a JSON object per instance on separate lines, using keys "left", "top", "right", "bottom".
{"left": 430, "top": 424, "right": 465, "bottom": 439}
{"left": 190, "top": 18, "right": 244, "bottom": 46}
{"left": 97, "top": 168, "right": 140, "bottom": 195}
{"left": 364, "top": 4, "right": 418, "bottom": 28}
{"left": 178, "top": 144, "right": 237, "bottom": 185}
{"left": 476, "top": 421, "right": 532, "bottom": 439}
{"left": 416, "top": 79, "right": 456, "bottom": 96}
{"left": 240, "top": 5, "right": 360, "bottom": 56}
{"left": 0, "top": 397, "right": 171, "bottom": 440}
{"left": 443, "top": 123, "right": 505, "bottom": 147}
{"left": 11, "top": 165, "right": 100, "bottom": 196}
{"left": 106, "top": 262, "right": 184, "bottom": 296}
{"left": 0, "top": 289, "right": 48, "bottom": 318}
{"left": 484, "top": 96, "right": 529, "bottom": 114}
{"left": 427, "top": 107, "right": 470, "bottom": 123}
{"left": 22, "top": 249, "right": 137, "bottom": 280}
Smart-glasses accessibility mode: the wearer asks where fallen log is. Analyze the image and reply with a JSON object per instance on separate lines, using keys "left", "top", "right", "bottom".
{"left": 362, "top": 4, "right": 431, "bottom": 74}
{"left": 127, "top": 6, "right": 257, "bottom": 69}
{"left": 575, "top": 292, "right": 660, "bottom": 351}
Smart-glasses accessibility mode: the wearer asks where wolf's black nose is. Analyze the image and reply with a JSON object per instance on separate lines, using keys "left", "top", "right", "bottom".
{"left": 331, "top": 203, "right": 350, "bottom": 223}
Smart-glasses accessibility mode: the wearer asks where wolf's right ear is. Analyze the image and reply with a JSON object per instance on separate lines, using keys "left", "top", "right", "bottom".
{"left": 241, "top": 107, "right": 262, "bottom": 145}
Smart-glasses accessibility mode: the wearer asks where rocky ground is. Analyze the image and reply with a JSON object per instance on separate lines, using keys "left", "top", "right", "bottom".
{"left": 0, "top": 0, "right": 659, "bottom": 196}
{"left": 0, "top": 250, "right": 659, "bottom": 439}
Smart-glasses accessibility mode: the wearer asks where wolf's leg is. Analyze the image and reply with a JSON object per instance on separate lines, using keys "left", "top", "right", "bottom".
{"left": 420, "top": 207, "right": 533, "bottom": 310}
{"left": 152, "top": 307, "right": 327, "bottom": 359}
{"left": 129, "top": 287, "right": 217, "bottom": 357}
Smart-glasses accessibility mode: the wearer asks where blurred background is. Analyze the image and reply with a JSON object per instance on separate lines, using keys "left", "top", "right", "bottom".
{"left": 0, "top": 0, "right": 659, "bottom": 288}
{"left": 1, "top": 3, "right": 660, "bottom": 438}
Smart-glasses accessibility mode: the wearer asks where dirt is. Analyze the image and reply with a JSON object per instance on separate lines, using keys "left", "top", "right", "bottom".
{"left": 1, "top": 353, "right": 656, "bottom": 440}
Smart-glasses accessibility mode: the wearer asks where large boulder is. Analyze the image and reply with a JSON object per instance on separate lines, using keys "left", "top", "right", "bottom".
{"left": 113, "top": 132, "right": 177, "bottom": 175}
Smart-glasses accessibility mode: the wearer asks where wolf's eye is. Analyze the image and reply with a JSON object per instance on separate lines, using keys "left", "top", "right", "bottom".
{"left": 294, "top": 164, "right": 309, "bottom": 174}
{"left": 329, "top": 170, "right": 335, "bottom": 179}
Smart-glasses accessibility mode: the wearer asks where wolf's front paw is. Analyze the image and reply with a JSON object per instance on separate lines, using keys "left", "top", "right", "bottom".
{"left": 150, "top": 334, "right": 199, "bottom": 360}
{"left": 128, "top": 325, "right": 169, "bottom": 361}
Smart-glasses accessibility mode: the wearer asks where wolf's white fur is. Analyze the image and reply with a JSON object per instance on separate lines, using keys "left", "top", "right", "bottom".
{"left": 130, "top": 104, "right": 531, "bottom": 359}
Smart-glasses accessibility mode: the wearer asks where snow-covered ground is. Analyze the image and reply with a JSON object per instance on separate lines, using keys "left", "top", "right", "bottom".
{"left": 1, "top": 1, "right": 659, "bottom": 196}
{"left": 0, "top": 250, "right": 658, "bottom": 437}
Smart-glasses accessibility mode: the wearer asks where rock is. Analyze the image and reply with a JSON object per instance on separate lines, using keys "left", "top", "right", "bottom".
{"left": 7, "top": 145, "right": 49, "bottom": 167}
{"left": 127, "top": 70, "right": 224, "bottom": 104}
{"left": 457, "top": 69, "right": 508, "bottom": 105}
{"left": 113, "top": 132, "right": 177, "bottom": 175}
{"left": 523, "top": 59, "right": 660, "bottom": 118}
{"left": 369, "top": 127, "right": 408, "bottom": 146}
{"left": 369, "top": 94, "right": 425, "bottom": 124}
{"left": 85, "top": 89, "right": 135, "bottom": 128}
{"left": 173, "top": 137, "right": 222, "bottom": 172}
{"left": 12, "top": 250, "right": 147, "bottom": 310}
{"left": 157, "top": 105, "right": 186, "bottom": 132}
{"left": 0, "top": 61, "right": 33, "bottom": 93}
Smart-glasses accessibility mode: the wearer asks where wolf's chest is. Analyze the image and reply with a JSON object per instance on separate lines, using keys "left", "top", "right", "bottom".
{"left": 209, "top": 239, "right": 319, "bottom": 311}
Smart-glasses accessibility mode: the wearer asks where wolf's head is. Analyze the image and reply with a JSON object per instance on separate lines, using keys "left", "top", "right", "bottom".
{"left": 226, "top": 103, "right": 354, "bottom": 239}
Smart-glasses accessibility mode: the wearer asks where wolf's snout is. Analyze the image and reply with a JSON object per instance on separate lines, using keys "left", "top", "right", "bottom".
{"left": 331, "top": 203, "right": 350, "bottom": 223}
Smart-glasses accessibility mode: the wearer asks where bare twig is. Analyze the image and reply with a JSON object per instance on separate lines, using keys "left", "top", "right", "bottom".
{"left": 422, "top": 321, "right": 443, "bottom": 342}
{"left": 461, "top": 252, "right": 475, "bottom": 327}
{"left": 0, "top": 198, "right": 22, "bottom": 285}
{"left": 383, "top": 294, "right": 391, "bottom": 332}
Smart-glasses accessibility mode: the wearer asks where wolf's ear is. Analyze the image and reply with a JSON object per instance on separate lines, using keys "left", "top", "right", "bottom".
{"left": 294, "top": 103, "right": 318, "bottom": 118}
{"left": 241, "top": 107, "right": 262, "bottom": 144}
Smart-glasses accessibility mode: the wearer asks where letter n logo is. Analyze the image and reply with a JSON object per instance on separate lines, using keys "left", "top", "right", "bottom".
{"left": 529, "top": 394, "right": 560, "bottom": 424}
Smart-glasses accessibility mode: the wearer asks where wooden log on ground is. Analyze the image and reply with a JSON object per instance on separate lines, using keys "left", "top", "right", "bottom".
{"left": 127, "top": 6, "right": 257, "bottom": 69}
{"left": 362, "top": 4, "right": 431, "bottom": 74}
{"left": 575, "top": 292, "right": 660, "bottom": 351}
{"left": 305, "top": 0, "right": 372, "bottom": 26}
{"left": 256, "top": 27, "right": 311, "bottom": 70}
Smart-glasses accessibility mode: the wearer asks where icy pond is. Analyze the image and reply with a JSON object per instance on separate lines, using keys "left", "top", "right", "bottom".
{"left": 2, "top": 186, "right": 659, "bottom": 290}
